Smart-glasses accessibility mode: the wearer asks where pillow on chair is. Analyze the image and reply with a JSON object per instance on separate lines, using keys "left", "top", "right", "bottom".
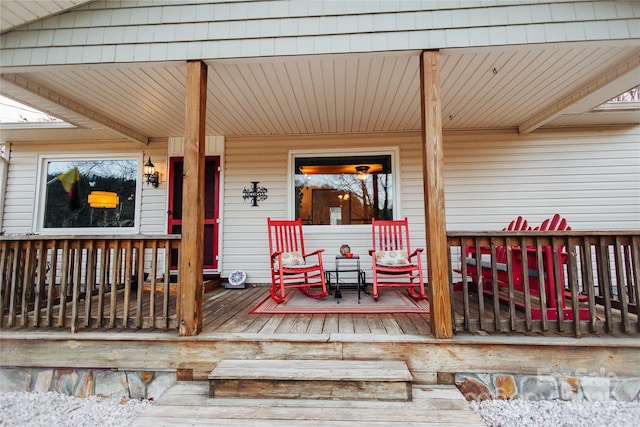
{"left": 275, "top": 251, "right": 306, "bottom": 269}
{"left": 376, "top": 250, "right": 409, "bottom": 266}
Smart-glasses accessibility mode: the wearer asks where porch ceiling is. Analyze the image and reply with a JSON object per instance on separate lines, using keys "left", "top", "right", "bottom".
{"left": 1, "top": 41, "right": 638, "bottom": 143}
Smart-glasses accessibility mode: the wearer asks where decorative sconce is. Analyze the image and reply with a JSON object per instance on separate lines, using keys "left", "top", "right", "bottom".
{"left": 144, "top": 157, "right": 160, "bottom": 188}
{"left": 355, "top": 165, "right": 370, "bottom": 181}
{"left": 243, "top": 181, "right": 268, "bottom": 207}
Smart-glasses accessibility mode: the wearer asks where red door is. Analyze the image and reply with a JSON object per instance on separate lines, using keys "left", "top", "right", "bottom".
{"left": 168, "top": 156, "right": 220, "bottom": 274}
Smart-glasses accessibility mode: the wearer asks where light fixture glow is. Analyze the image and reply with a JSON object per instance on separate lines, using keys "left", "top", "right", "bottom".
{"left": 355, "top": 165, "right": 370, "bottom": 180}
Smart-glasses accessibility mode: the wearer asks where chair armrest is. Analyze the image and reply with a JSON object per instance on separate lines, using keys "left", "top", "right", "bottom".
{"left": 304, "top": 248, "right": 325, "bottom": 259}
{"left": 408, "top": 248, "right": 423, "bottom": 259}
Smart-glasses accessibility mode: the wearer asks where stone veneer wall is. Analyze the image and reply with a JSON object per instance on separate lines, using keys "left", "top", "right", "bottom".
{"left": 0, "top": 368, "right": 176, "bottom": 400}
{"left": 456, "top": 373, "right": 640, "bottom": 402}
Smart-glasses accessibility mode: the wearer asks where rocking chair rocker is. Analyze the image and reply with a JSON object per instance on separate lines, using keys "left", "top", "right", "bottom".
{"left": 267, "top": 218, "right": 329, "bottom": 303}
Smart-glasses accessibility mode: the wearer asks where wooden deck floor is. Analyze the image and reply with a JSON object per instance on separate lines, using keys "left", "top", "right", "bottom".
{"left": 201, "top": 285, "right": 637, "bottom": 338}
{"left": 201, "top": 286, "right": 433, "bottom": 336}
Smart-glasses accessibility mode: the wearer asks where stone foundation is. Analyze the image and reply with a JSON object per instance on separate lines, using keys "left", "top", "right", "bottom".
{"left": 0, "top": 368, "right": 176, "bottom": 400}
{"left": 456, "top": 372, "right": 640, "bottom": 402}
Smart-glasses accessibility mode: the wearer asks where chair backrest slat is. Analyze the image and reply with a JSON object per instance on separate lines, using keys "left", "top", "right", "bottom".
{"left": 372, "top": 218, "right": 411, "bottom": 252}
{"left": 268, "top": 218, "right": 305, "bottom": 255}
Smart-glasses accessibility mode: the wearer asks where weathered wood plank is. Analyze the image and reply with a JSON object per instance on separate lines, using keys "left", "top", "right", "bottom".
{"left": 132, "top": 386, "right": 485, "bottom": 426}
{"left": 209, "top": 359, "right": 412, "bottom": 401}
{"left": 210, "top": 360, "right": 412, "bottom": 381}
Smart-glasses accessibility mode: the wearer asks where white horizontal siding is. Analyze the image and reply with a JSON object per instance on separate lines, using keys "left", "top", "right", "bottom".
{"left": 221, "top": 132, "right": 427, "bottom": 284}
{"left": 1, "top": 140, "right": 169, "bottom": 236}
{"left": 444, "top": 127, "right": 640, "bottom": 231}
{"left": 3, "top": 1, "right": 638, "bottom": 66}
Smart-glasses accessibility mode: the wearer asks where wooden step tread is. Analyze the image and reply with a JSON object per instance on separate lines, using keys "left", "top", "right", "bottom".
{"left": 209, "top": 359, "right": 412, "bottom": 382}
{"left": 132, "top": 381, "right": 486, "bottom": 426}
{"left": 209, "top": 359, "right": 413, "bottom": 401}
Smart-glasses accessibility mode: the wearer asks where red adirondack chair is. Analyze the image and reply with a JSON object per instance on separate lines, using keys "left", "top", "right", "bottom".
{"left": 461, "top": 214, "right": 588, "bottom": 320}
{"left": 462, "top": 215, "right": 532, "bottom": 293}
{"left": 370, "top": 217, "right": 427, "bottom": 301}
{"left": 267, "top": 218, "right": 329, "bottom": 303}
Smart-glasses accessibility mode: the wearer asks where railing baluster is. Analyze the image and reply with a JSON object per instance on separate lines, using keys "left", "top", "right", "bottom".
{"left": 109, "top": 241, "right": 120, "bottom": 328}
{"left": 566, "top": 236, "right": 581, "bottom": 338}
{"left": 459, "top": 237, "right": 470, "bottom": 331}
{"left": 149, "top": 240, "right": 158, "bottom": 328}
{"left": 45, "top": 242, "right": 58, "bottom": 327}
{"left": 56, "top": 240, "right": 71, "bottom": 328}
{"left": 20, "top": 241, "right": 35, "bottom": 327}
{"left": 135, "top": 240, "right": 145, "bottom": 329}
{"left": 504, "top": 237, "right": 517, "bottom": 331}
{"left": 84, "top": 240, "right": 96, "bottom": 327}
{"left": 580, "top": 237, "right": 597, "bottom": 334}
{"left": 613, "top": 236, "right": 630, "bottom": 333}
{"left": 33, "top": 241, "right": 47, "bottom": 327}
{"left": 0, "top": 240, "right": 9, "bottom": 328}
{"left": 122, "top": 240, "right": 133, "bottom": 327}
{"left": 596, "top": 237, "right": 614, "bottom": 333}
{"left": 489, "top": 238, "right": 501, "bottom": 331}
{"left": 473, "top": 238, "right": 486, "bottom": 331}
{"left": 519, "top": 236, "right": 532, "bottom": 331}
{"left": 163, "top": 239, "right": 171, "bottom": 329}
{"left": 8, "top": 242, "right": 19, "bottom": 327}
{"left": 551, "top": 236, "right": 565, "bottom": 332}
{"left": 631, "top": 236, "right": 640, "bottom": 333}
{"left": 534, "top": 237, "right": 549, "bottom": 331}
{"left": 70, "top": 240, "right": 83, "bottom": 333}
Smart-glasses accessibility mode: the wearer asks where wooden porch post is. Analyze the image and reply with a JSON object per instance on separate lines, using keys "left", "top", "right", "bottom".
{"left": 420, "top": 50, "right": 453, "bottom": 339}
{"left": 179, "top": 60, "right": 207, "bottom": 336}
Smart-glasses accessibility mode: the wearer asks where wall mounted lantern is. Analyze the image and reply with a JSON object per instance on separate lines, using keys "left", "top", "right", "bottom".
{"left": 144, "top": 157, "right": 160, "bottom": 188}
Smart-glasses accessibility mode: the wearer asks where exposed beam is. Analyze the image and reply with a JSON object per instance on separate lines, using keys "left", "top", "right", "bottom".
{"left": 178, "top": 60, "right": 207, "bottom": 337}
{"left": 0, "top": 74, "right": 149, "bottom": 144}
{"left": 420, "top": 50, "right": 453, "bottom": 340}
{"left": 519, "top": 53, "right": 640, "bottom": 134}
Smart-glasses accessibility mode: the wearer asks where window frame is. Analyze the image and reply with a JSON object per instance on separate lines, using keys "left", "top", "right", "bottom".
{"left": 288, "top": 147, "right": 401, "bottom": 232}
{"left": 33, "top": 153, "right": 143, "bottom": 235}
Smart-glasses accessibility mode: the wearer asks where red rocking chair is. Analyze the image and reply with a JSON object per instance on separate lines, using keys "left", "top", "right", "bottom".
{"left": 369, "top": 217, "right": 427, "bottom": 301}
{"left": 267, "top": 218, "right": 329, "bottom": 303}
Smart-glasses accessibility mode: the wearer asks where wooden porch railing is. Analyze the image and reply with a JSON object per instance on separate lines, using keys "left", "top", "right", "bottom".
{"left": 0, "top": 235, "right": 180, "bottom": 332}
{"left": 448, "top": 231, "right": 640, "bottom": 337}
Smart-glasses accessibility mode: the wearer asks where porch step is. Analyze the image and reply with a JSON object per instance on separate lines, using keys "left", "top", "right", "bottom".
{"left": 208, "top": 359, "right": 413, "bottom": 401}
{"left": 133, "top": 381, "right": 486, "bottom": 426}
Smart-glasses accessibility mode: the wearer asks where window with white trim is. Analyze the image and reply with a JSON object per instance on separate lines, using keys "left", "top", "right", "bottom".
{"left": 36, "top": 156, "right": 141, "bottom": 233}
{"left": 294, "top": 154, "right": 394, "bottom": 225}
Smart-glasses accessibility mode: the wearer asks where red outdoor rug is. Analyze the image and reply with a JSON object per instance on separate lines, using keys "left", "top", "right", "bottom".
{"left": 250, "top": 288, "right": 430, "bottom": 314}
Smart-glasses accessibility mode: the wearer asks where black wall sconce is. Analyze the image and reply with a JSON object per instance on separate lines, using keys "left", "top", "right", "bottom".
{"left": 243, "top": 181, "right": 268, "bottom": 207}
{"left": 144, "top": 157, "right": 160, "bottom": 188}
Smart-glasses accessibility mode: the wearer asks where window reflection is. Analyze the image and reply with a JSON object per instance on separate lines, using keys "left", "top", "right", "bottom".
{"left": 44, "top": 159, "right": 138, "bottom": 229}
{"left": 294, "top": 155, "right": 393, "bottom": 225}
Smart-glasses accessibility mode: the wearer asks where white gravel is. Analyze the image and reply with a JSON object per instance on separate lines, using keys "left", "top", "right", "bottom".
{"left": 2, "top": 391, "right": 640, "bottom": 426}
{"left": 0, "top": 391, "right": 152, "bottom": 427}
{"left": 471, "top": 398, "right": 640, "bottom": 427}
